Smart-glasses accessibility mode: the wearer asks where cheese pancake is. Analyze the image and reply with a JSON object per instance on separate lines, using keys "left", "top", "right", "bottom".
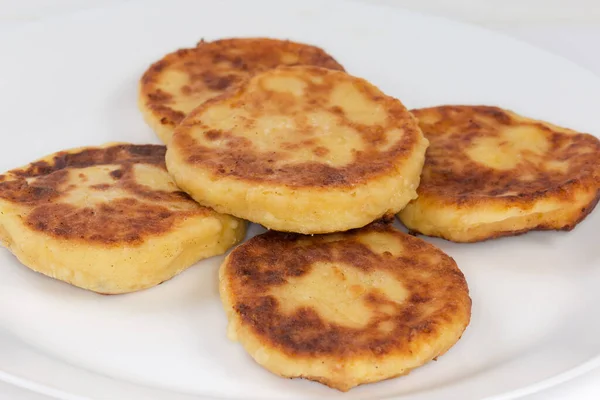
{"left": 166, "top": 66, "right": 429, "bottom": 234}
{"left": 398, "top": 106, "right": 600, "bottom": 242}
{"left": 139, "top": 37, "right": 345, "bottom": 143}
{"left": 219, "top": 221, "right": 471, "bottom": 391}
{"left": 0, "top": 143, "right": 246, "bottom": 294}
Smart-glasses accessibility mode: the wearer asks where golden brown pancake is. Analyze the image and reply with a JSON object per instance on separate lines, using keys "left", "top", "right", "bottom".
{"left": 166, "top": 66, "right": 429, "bottom": 234}
{"left": 398, "top": 105, "right": 600, "bottom": 242}
{"left": 0, "top": 143, "right": 246, "bottom": 294}
{"left": 138, "top": 37, "right": 345, "bottom": 143}
{"left": 219, "top": 221, "right": 471, "bottom": 391}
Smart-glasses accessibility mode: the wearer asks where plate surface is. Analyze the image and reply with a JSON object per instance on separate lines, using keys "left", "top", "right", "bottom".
{"left": 1, "top": 0, "right": 599, "bottom": 399}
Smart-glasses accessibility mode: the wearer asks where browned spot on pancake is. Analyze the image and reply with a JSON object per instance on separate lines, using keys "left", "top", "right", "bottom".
{"left": 280, "top": 139, "right": 318, "bottom": 152}
{"left": 173, "top": 67, "right": 420, "bottom": 188}
{"left": 150, "top": 105, "right": 186, "bottom": 126}
{"left": 205, "top": 129, "right": 222, "bottom": 141}
{"left": 90, "top": 183, "right": 110, "bottom": 190}
{"left": 225, "top": 221, "right": 470, "bottom": 357}
{"left": 147, "top": 89, "right": 173, "bottom": 104}
{"left": 0, "top": 144, "right": 210, "bottom": 245}
{"left": 0, "top": 179, "right": 62, "bottom": 203}
{"left": 0, "top": 169, "right": 69, "bottom": 203}
{"left": 312, "top": 146, "right": 329, "bottom": 157}
{"left": 140, "top": 38, "right": 345, "bottom": 127}
{"left": 110, "top": 169, "right": 123, "bottom": 179}
{"left": 25, "top": 199, "right": 186, "bottom": 244}
{"left": 197, "top": 71, "right": 237, "bottom": 91}
{"left": 6, "top": 145, "right": 164, "bottom": 179}
{"left": 411, "top": 105, "right": 600, "bottom": 207}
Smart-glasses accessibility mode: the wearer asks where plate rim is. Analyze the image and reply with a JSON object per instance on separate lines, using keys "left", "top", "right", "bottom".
{"left": 0, "top": 0, "right": 599, "bottom": 399}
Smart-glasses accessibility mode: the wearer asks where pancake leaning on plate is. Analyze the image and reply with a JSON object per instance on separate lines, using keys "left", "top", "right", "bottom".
{"left": 166, "top": 66, "right": 429, "bottom": 234}
{"left": 0, "top": 143, "right": 246, "bottom": 294}
{"left": 139, "top": 37, "right": 345, "bottom": 143}
{"left": 398, "top": 106, "right": 600, "bottom": 242}
{"left": 219, "top": 221, "right": 471, "bottom": 391}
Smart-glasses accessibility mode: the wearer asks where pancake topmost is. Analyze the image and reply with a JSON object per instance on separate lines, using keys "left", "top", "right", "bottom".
{"left": 170, "top": 65, "right": 424, "bottom": 188}
{"left": 398, "top": 105, "right": 600, "bottom": 242}
{"left": 0, "top": 143, "right": 246, "bottom": 294}
{"left": 220, "top": 222, "right": 471, "bottom": 391}
{"left": 139, "top": 37, "right": 345, "bottom": 143}
{"left": 166, "top": 66, "right": 428, "bottom": 233}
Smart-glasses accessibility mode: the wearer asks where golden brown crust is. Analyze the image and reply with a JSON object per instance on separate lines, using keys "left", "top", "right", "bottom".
{"left": 139, "top": 38, "right": 345, "bottom": 129}
{"left": 171, "top": 66, "right": 423, "bottom": 188}
{"left": 0, "top": 144, "right": 210, "bottom": 245}
{"left": 411, "top": 105, "right": 600, "bottom": 209}
{"left": 398, "top": 105, "right": 600, "bottom": 242}
{"left": 223, "top": 221, "right": 471, "bottom": 358}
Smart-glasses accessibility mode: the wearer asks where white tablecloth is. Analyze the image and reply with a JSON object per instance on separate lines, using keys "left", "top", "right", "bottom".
{"left": 1, "top": 1, "right": 599, "bottom": 399}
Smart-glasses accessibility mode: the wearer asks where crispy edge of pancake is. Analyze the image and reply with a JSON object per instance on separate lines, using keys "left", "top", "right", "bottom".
{"left": 400, "top": 188, "right": 600, "bottom": 242}
{"left": 398, "top": 105, "right": 600, "bottom": 242}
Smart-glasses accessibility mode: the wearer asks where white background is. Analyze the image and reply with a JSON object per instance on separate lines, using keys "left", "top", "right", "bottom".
{"left": 0, "top": 1, "right": 598, "bottom": 399}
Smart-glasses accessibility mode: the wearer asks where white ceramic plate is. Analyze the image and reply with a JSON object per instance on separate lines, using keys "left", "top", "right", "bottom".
{"left": 1, "top": 0, "right": 599, "bottom": 399}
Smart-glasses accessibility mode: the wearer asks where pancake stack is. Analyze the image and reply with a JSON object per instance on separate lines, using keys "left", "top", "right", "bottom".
{"left": 1, "top": 37, "right": 599, "bottom": 391}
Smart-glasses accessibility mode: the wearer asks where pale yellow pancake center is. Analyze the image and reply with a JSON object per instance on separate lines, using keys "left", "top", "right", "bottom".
{"left": 270, "top": 260, "right": 408, "bottom": 329}
{"left": 466, "top": 125, "right": 550, "bottom": 170}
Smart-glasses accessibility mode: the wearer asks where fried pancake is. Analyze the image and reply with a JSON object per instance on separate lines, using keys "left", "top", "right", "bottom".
{"left": 398, "top": 106, "right": 600, "bottom": 242}
{"left": 219, "top": 221, "right": 471, "bottom": 391}
{"left": 0, "top": 143, "right": 246, "bottom": 294}
{"left": 139, "top": 37, "right": 345, "bottom": 143}
{"left": 166, "top": 66, "right": 429, "bottom": 234}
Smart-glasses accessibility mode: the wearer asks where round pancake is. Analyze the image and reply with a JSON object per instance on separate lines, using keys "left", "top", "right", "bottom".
{"left": 139, "top": 37, "right": 345, "bottom": 143}
{"left": 0, "top": 143, "right": 246, "bottom": 294}
{"left": 398, "top": 106, "right": 600, "bottom": 242}
{"left": 219, "top": 221, "right": 471, "bottom": 391}
{"left": 166, "top": 66, "right": 429, "bottom": 234}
